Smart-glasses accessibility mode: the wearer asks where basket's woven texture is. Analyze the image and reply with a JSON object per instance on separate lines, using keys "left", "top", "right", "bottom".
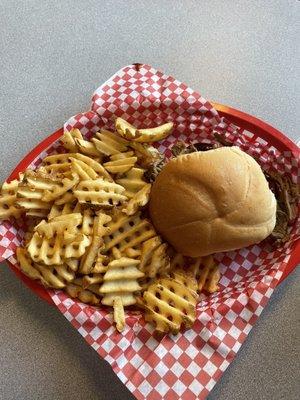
{"left": 1, "top": 65, "right": 299, "bottom": 400}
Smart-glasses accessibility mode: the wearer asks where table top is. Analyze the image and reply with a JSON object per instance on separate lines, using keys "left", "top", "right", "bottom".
{"left": 0, "top": 1, "right": 299, "bottom": 399}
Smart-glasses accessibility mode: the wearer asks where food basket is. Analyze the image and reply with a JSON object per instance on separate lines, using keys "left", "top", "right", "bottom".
{"left": 1, "top": 64, "right": 299, "bottom": 400}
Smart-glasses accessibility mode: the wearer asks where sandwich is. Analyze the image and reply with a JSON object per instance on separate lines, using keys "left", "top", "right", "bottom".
{"left": 149, "top": 146, "right": 277, "bottom": 257}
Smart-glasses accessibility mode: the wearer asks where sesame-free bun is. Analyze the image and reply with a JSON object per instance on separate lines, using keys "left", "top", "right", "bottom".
{"left": 149, "top": 147, "right": 276, "bottom": 257}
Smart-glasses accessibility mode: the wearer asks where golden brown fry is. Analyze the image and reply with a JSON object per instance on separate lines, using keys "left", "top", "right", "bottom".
{"left": 122, "top": 183, "right": 151, "bottom": 216}
{"left": 91, "top": 251, "right": 110, "bottom": 274}
{"left": 16, "top": 247, "right": 42, "bottom": 281}
{"left": 104, "top": 151, "right": 137, "bottom": 174}
{"left": 72, "top": 153, "right": 111, "bottom": 181}
{"left": 0, "top": 175, "right": 27, "bottom": 220}
{"left": 27, "top": 231, "right": 90, "bottom": 265}
{"left": 92, "top": 129, "right": 129, "bottom": 156}
{"left": 42, "top": 174, "right": 79, "bottom": 202}
{"left": 141, "top": 271, "right": 198, "bottom": 334}
{"left": 65, "top": 283, "right": 100, "bottom": 305}
{"left": 54, "top": 191, "right": 76, "bottom": 205}
{"left": 70, "top": 158, "right": 98, "bottom": 180}
{"left": 79, "top": 213, "right": 111, "bottom": 274}
{"left": 116, "top": 167, "right": 147, "bottom": 199}
{"left": 17, "top": 247, "right": 75, "bottom": 289}
{"left": 34, "top": 213, "right": 82, "bottom": 239}
{"left": 203, "top": 264, "right": 220, "bottom": 293}
{"left": 115, "top": 118, "right": 174, "bottom": 143}
{"left": 74, "top": 138, "right": 100, "bottom": 157}
{"left": 103, "top": 211, "right": 156, "bottom": 254}
{"left": 100, "top": 257, "right": 144, "bottom": 310}
{"left": 74, "top": 178, "right": 127, "bottom": 207}
{"left": 82, "top": 274, "right": 103, "bottom": 288}
{"left": 113, "top": 297, "right": 125, "bottom": 332}
{"left": 143, "top": 243, "right": 170, "bottom": 278}
{"left": 197, "top": 255, "right": 214, "bottom": 292}
{"left": 140, "top": 236, "right": 162, "bottom": 271}
{"left": 60, "top": 128, "right": 83, "bottom": 152}
{"left": 48, "top": 202, "right": 80, "bottom": 220}
{"left": 43, "top": 153, "right": 77, "bottom": 165}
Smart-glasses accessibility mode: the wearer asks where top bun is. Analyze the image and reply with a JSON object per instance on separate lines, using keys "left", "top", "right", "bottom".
{"left": 149, "top": 147, "right": 276, "bottom": 257}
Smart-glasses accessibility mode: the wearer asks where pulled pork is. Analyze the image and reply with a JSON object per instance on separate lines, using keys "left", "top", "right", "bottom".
{"left": 264, "top": 170, "right": 299, "bottom": 244}
{"left": 143, "top": 156, "right": 166, "bottom": 183}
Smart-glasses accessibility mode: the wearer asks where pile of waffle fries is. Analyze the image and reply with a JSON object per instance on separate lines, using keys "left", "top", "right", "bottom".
{"left": 0, "top": 118, "right": 220, "bottom": 334}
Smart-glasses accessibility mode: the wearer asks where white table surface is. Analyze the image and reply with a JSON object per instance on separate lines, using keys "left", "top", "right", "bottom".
{"left": 0, "top": 1, "right": 299, "bottom": 399}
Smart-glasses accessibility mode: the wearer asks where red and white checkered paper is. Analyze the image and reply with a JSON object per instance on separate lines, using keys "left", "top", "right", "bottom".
{"left": 1, "top": 64, "right": 299, "bottom": 400}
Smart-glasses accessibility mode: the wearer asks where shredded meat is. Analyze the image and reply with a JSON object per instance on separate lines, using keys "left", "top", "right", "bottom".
{"left": 144, "top": 157, "right": 166, "bottom": 183}
{"left": 213, "top": 132, "right": 233, "bottom": 147}
{"left": 171, "top": 140, "right": 217, "bottom": 157}
{"left": 264, "top": 170, "right": 299, "bottom": 244}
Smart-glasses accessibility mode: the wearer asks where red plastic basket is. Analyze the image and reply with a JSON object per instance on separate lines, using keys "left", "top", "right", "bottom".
{"left": 5, "top": 103, "right": 300, "bottom": 306}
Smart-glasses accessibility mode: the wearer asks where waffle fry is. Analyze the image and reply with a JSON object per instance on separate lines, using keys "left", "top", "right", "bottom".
{"left": 54, "top": 191, "right": 77, "bottom": 205}
{"left": 60, "top": 128, "right": 83, "bottom": 152}
{"left": 124, "top": 247, "right": 141, "bottom": 258}
{"left": 74, "top": 137, "right": 100, "bottom": 157}
{"left": 100, "top": 257, "right": 144, "bottom": 331}
{"left": 27, "top": 231, "right": 91, "bottom": 265}
{"left": 116, "top": 167, "right": 147, "bottom": 199}
{"left": 17, "top": 247, "right": 75, "bottom": 289}
{"left": 43, "top": 153, "right": 77, "bottom": 166}
{"left": 188, "top": 255, "right": 220, "bottom": 293}
{"left": 25, "top": 209, "right": 49, "bottom": 218}
{"left": 82, "top": 274, "right": 103, "bottom": 288}
{"left": 113, "top": 297, "right": 125, "bottom": 332}
{"left": 92, "top": 129, "right": 129, "bottom": 156}
{"left": 34, "top": 213, "right": 82, "bottom": 239}
{"left": 140, "top": 236, "right": 170, "bottom": 278}
{"left": 74, "top": 178, "right": 127, "bottom": 207}
{"left": 81, "top": 208, "right": 95, "bottom": 235}
{"left": 16, "top": 197, "right": 52, "bottom": 214}
{"left": 42, "top": 173, "right": 79, "bottom": 202}
{"left": 79, "top": 213, "right": 112, "bottom": 274}
{"left": 100, "top": 259, "right": 142, "bottom": 307}
{"left": 37, "top": 263, "right": 75, "bottom": 289}
{"left": 70, "top": 158, "right": 98, "bottom": 180}
{"left": 91, "top": 252, "right": 110, "bottom": 273}
{"left": 204, "top": 264, "right": 220, "bottom": 293}
{"left": 40, "top": 162, "right": 72, "bottom": 175}
{"left": 16, "top": 247, "right": 42, "bottom": 281}
{"left": 141, "top": 271, "right": 198, "bottom": 334}
{"left": 0, "top": 175, "right": 26, "bottom": 220}
{"left": 72, "top": 277, "right": 102, "bottom": 295}
{"left": 65, "top": 282, "right": 100, "bottom": 305}
{"left": 115, "top": 117, "right": 174, "bottom": 143}
{"left": 0, "top": 194, "right": 23, "bottom": 220}
{"left": 17, "top": 169, "right": 79, "bottom": 203}
{"left": 1, "top": 175, "right": 23, "bottom": 195}
{"left": 64, "top": 258, "right": 79, "bottom": 272}
{"left": 48, "top": 202, "right": 80, "bottom": 220}
{"left": 122, "top": 183, "right": 151, "bottom": 215}
{"left": 103, "top": 211, "right": 156, "bottom": 254}
{"left": 73, "top": 153, "right": 112, "bottom": 181}
{"left": 104, "top": 151, "right": 137, "bottom": 174}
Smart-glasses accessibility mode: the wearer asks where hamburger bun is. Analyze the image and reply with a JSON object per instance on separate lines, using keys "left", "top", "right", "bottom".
{"left": 149, "top": 146, "right": 276, "bottom": 257}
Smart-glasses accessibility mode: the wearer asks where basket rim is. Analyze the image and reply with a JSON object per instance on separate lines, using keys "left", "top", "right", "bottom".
{"left": 5, "top": 103, "right": 299, "bottom": 307}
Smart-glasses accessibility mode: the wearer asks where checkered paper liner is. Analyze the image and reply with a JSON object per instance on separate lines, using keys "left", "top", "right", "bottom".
{"left": 1, "top": 64, "right": 299, "bottom": 400}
